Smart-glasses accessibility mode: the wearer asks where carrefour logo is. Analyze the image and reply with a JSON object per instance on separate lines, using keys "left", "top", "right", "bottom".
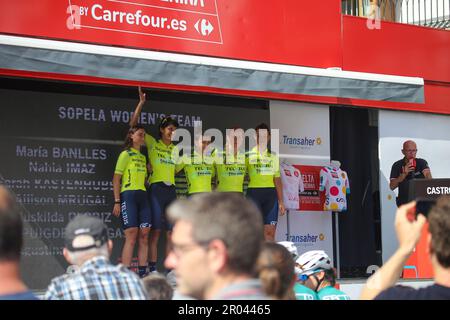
{"left": 282, "top": 135, "right": 322, "bottom": 148}
{"left": 289, "top": 233, "right": 325, "bottom": 243}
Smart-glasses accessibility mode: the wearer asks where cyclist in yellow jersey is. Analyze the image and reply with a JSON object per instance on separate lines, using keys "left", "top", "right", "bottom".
{"left": 214, "top": 127, "right": 247, "bottom": 194}
{"left": 130, "top": 87, "right": 183, "bottom": 273}
{"left": 179, "top": 134, "right": 215, "bottom": 196}
{"left": 112, "top": 125, "right": 151, "bottom": 278}
{"left": 246, "top": 123, "right": 285, "bottom": 241}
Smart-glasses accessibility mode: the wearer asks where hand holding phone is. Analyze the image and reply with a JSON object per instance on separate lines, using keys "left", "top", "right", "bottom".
{"left": 396, "top": 201, "right": 427, "bottom": 255}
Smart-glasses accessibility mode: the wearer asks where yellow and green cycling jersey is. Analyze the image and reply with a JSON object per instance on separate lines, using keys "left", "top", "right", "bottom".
{"left": 145, "top": 133, "right": 183, "bottom": 186}
{"left": 246, "top": 146, "right": 280, "bottom": 188}
{"left": 114, "top": 148, "right": 147, "bottom": 193}
{"left": 214, "top": 150, "right": 246, "bottom": 193}
{"left": 180, "top": 151, "right": 215, "bottom": 194}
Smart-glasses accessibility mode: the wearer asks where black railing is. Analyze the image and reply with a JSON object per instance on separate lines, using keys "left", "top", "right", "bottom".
{"left": 342, "top": 0, "right": 450, "bottom": 29}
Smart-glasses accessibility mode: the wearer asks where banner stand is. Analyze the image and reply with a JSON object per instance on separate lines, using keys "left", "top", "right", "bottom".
{"left": 285, "top": 209, "right": 291, "bottom": 241}
{"left": 334, "top": 211, "right": 341, "bottom": 279}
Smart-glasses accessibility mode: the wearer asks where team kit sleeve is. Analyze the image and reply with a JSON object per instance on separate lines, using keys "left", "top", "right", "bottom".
{"left": 273, "top": 154, "right": 281, "bottom": 178}
{"left": 144, "top": 133, "right": 156, "bottom": 149}
{"left": 114, "top": 151, "right": 129, "bottom": 175}
{"left": 174, "top": 146, "right": 185, "bottom": 173}
{"left": 175, "top": 150, "right": 187, "bottom": 173}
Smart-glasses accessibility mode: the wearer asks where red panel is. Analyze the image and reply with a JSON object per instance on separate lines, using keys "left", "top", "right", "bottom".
{"left": 423, "top": 81, "right": 450, "bottom": 115}
{"left": 296, "top": 165, "right": 326, "bottom": 212}
{"left": 343, "top": 15, "right": 450, "bottom": 83}
{"left": 0, "top": 0, "right": 342, "bottom": 68}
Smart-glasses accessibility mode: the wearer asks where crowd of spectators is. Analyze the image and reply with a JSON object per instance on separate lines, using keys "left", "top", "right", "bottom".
{"left": 1, "top": 185, "right": 449, "bottom": 300}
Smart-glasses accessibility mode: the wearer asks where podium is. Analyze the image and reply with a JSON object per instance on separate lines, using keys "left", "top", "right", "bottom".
{"left": 407, "top": 178, "right": 450, "bottom": 202}
{"left": 402, "top": 178, "right": 450, "bottom": 279}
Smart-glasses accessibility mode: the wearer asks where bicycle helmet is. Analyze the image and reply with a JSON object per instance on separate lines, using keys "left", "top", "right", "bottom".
{"left": 295, "top": 250, "right": 332, "bottom": 277}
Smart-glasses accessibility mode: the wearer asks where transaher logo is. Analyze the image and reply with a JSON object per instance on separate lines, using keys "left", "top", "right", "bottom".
{"left": 288, "top": 233, "right": 325, "bottom": 244}
{"left": 282, "top": 135, "right": 322, "bottom": 149}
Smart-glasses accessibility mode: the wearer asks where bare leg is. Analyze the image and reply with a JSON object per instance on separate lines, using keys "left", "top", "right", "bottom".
{"left": 148, "top": 229, "right": 161, "bottom": 263}
{"left": 138, "top": 227, "right": 150, "bottom": 266}
{"left": 264, "top": 224, "right": 276, "bottom": 241}
{"left": 122, "top": 227, "right": 138, "bottom": 266}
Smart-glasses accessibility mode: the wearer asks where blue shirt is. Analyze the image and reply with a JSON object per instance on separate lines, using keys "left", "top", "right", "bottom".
{"left": 375, "top": 284, "right": 450, "bottom": 300}
{"left": 44, "top": 256, "right": 148, "bottom": 300}
{"left": 0, "top": 291, "right": 39, "bottom": 300}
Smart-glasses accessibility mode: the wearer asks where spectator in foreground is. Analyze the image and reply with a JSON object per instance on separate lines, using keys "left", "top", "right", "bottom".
{"left": 164, "top": 192, "right": 269, "bottom": 300}
{"left": 361, "top": 197, "right": 450, "bottom": 300}
{"left": 143, "top": 273, "right": 173, "bottom": 300}
{"left": 0, "top": 185, "right": 38, "bottom": 300}
{"left": 256, "top": 242, "right": 296, "bottom": 299}
{"left": 44, "top": 215, "right": 148, "bottom": 300}
{"left": 277, "top": 241, "right": 318, "bottom": 300}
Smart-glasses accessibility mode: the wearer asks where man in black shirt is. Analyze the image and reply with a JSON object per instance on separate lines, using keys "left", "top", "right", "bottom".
{"left": 360, "top": 196, "right": 450, "bottom": 300}
{"left": 390, "top": 140, "right": 432, "bottom": 207}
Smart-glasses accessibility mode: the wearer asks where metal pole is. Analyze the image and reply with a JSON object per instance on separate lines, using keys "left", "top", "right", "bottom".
{"left": 286, "top": 209, "right": 290, "bottom": 241}
{"left": 335, "top": 212, "right": 341, "bottom": 279}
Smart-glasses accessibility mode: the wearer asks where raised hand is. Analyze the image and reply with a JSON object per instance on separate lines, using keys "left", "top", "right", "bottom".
{"left": 138, "top": 86, "right": 146, "bottom": 103}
